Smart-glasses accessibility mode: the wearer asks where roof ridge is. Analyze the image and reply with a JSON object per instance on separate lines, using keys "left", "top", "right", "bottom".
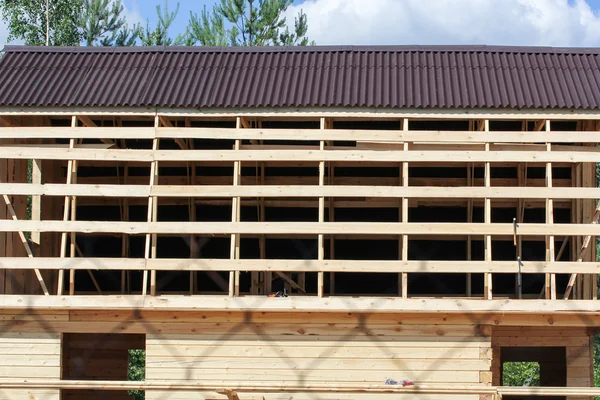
{"left": 3, "top": 44, "right": 600, "bottom": 55}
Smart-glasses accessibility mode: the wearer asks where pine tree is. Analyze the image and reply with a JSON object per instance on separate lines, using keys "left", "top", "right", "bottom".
{"left": 136, "top": 0, "right": 189, "bottom": 46}
{"left": 188, "top": 0, "right": 313, "bottom": 47}
{"left": 78, "top": 0, "right": 138, "bottom": 46}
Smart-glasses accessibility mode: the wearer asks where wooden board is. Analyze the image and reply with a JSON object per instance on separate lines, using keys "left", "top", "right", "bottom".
{"left": 0, "top": 332, "right": 60, "bottom": 400}
{"left": 145, "top": 319, "right": 491, "bottom": 400}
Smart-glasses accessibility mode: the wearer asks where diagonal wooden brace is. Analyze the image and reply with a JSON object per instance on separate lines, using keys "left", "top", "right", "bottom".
{"left": 1, "top": 193, "right": 49, "bottom": 295}
{"left": 564, "top": 203, "right": 600, "bottom": 299}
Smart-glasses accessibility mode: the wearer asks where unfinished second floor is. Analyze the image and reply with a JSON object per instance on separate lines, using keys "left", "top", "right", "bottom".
{"left": 1, "top": 45, "right": 600, "bottom": 312}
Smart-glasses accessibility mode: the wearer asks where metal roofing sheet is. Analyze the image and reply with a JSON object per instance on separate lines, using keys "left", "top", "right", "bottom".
{"left": 1, "top": 45, "right": 600, "bottom": 109}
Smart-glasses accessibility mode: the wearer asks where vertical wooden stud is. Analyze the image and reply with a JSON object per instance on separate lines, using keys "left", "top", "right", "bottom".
{"left": 484, "top": 119, "right": 492, "bottom": 300}
{"left": 68, "top": 138, "right": 79, "bottom": 295}
{"left": 545, "top": 120, "right": 556, "bottom": 299}
{"left": 229, "top": 117, "right": 242, "bottom": 297}
{"left": 401, "top": 118, "right": 409, "bottom": 299}
{"left": 144, "top": 115, "right": 160, "bottom": 296}
{"left": 317, "top": 117, "right": 326, "bottom": 297}
{"left": 329, "top": 154, "right": 335, "bottom": 295}
{"left": 57, "top": 116, "right": 77, "bottom": 296}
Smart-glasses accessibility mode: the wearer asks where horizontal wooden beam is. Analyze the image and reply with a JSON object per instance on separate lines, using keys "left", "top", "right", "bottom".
{"left": 2, "top": 126, "right": 600, "bottom": 143}
{"left": 0, "top": 379, "right": 497, "bottom": 394}
{"left": 1, "top": 295, "right": 600, "bottom": 313}
{"left": 2, "top": 106, "right": 600, "bottom": 119}
{"left": 1, "top": 183, "right": 599, "bottom": 200}
{"left": 2, "top": 378, "right": 600, "bottom": 397}
{"left": 2, "top": 147, "right": 600, "bottom": 163}
{"left": 2, "top": 220, "right": 600, "bottom": 236}
{"left": 73, "top": 198, "right": 576, "bottom": 210}
{"left": 1, "top": 257, "right": 599, "bottom": 274}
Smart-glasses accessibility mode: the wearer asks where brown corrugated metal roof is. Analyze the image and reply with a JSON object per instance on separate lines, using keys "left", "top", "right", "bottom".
{"left": 1, "top": 45, "right": 600, "bottom": 109}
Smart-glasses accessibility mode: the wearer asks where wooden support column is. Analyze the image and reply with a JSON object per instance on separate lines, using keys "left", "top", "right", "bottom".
{"left": 516, "top": 162, "right": 526, "bottom": 299}
{"left": 187, "top": 127, "right": 197, "bottom": 295}
{"left": 483, "top": 119, "right": 493, "bottom": 300}
{"left": 229, "top": 117, "right": 242, "bottom": 297}
{"left": 250, "top": 132, "right": 260, "bottom": 295}
{"left": 57, "top": 116, "right": 77, "bottom": 296}
{"left": 119, "top": 136, "right": 130, "bottom": 294}
{"left": 466, "top": 119, "right": 476, "bottom": 297}
{"left": 582, "top": 156, "right": 596, "bottom": 300}
{"left": 317, "top": 118, "right": 327, "bottom": 298}
{"left": 545, "top": 120, "right": 556, "bottom": 300}
{"left": 30, "top": 159, "right": 42, "bottom": 246}
{"left": 400, "top": 118, "right": 409, "bottom": 298}
{"left": 259, "top": 129, "right": 270, "bottom": 294}
{"left": 466, "top": 162, "right": 473, "bottom": 297}
{"left": 329, "top": 152, "right": 335, "bottom": 295}
{"left": 68, "top": 138, "right": 79, "bottom": 296}
{"left": 143, "top": 115, "right": 160, "bottom": 296}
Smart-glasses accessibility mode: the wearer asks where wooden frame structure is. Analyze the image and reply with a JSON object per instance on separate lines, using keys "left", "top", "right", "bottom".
{"left": 0, "top": 109, "right": 599, "bottom": 400}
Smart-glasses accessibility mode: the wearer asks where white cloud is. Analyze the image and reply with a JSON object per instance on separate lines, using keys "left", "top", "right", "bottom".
{"left": 286, "top": 0, "right": 600, "bottom": 47}
{"left": 121, "top": 0, "right": 145, "bottom": 28}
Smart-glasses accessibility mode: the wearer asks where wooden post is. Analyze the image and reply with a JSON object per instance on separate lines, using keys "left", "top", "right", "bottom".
{"left": 329, "top": 154, "right": 335, "bottom": 295}
{"left": 400, "top": 118, "right": 409, "bottom": 299}
{"left": 260, "top": 134, "right": 270, "bottom": 294}
{"left": 120, "top": 136, "right": 130, "bottom": 294}
{"left": 484, "top": 119, "right": 492, "bottom": 300}
{"left": 317, "top": 118, "right": 326, "bottom": 297}
{"left": 57, "top": 116, "right": 77, "bottom": 295}
{"left": 516, "top": 162, "right": 526, "bottom": 299}
{"left": 545, "top": 120, "right": 556, "bottom": 300}
{"left": 143, "top": 115, "right": 160, "bottom": 296}
{"left": 229, "top": 117, "right": 242, "bottom": 297}
{"left": 31, "top": 159, "right": 42, "bottom": 246}
{"left": 184, "top": 119, "right": 197, "bottom": 295}
{"left": 68, "top": 137, "right": 79, "bottom": 295}
{"left": 466, "top": 162, "right": 473, "bottom": 297}
{"left": 466, "top": 120, "right": 475, "bottom": 297}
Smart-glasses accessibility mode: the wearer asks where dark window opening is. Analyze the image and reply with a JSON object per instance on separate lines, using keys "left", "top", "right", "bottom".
{"left": 62, "top": 333, "right": 145, "bottom": 400}
{"left": 501, "top": 347, "right": 566, "bottom": 400}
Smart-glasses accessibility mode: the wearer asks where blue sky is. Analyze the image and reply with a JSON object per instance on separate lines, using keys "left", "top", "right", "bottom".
{"left": 122, "top": 0, "right": 308, "bottom": 39}
{"left": 113, "top": 0, "right": 600, "bottom": 47}
{"left": 5, "top": 0, "right": 600, "bottom": 47}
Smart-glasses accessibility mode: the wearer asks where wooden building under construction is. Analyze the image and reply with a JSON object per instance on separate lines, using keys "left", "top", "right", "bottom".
{"left": 0, "top": 45, "right": 600, "bottom": 399}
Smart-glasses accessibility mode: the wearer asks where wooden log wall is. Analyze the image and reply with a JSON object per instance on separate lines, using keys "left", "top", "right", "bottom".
{"left": 0, "top": 331, "right": 60, "bottom": 400}
{"left": 144, "top": 315, "right": 491, "bottom": 400}
{"left": 0, "top": 310, "right": 598, "bottom": 398}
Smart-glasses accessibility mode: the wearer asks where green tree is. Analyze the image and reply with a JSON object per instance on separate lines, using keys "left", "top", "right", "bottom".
{"left": 1, "top": 0, "right": 83, "bottom": 46}
{"left": 78, "top": 0, "right": 138, "bottom": 46}
{"left": 188, "top": 0, "right": 313, "bottom": 46}
{"left": 128, "top": 349, "right": 145, "bottom": 400}
{"left": 136, "top": 0, "right": 189, "bottom": 46}
{"left": 503, "top": 362, "right": 541, "bottom": 387}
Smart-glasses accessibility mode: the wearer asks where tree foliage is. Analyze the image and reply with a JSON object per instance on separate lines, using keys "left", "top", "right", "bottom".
{"left": 188, "top": 0, "right": 313, "bottom": 46}
{"left": 128, "top": 349, "right": 145, "bottom": 400}
{"left": 1, "top": 0, "right": 313, "bottom": 47}
{"left": 136, "top": 0, "right": 189, "bottom": 46}
{"left": 1, "top": 0, "right": 82, "bottom": 46}
{"left": 79, "top": 0, "right": 127, "bottom": 45}
{"left": 503, "top": 362, "right": 540, "bottom": 387}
